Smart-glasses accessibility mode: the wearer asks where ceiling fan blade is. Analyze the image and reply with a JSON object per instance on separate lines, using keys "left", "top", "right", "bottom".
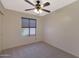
{"left": 43, "top": 2, "right": 50, "bottom": 7}
{"left": 42, "top": 9, "right": 50, "bottom": 13}
{"left": 24, "top": 0, "right": 35, "bottom": 6}
{"left": 0, "top": 11, "right": 4, "bottom": 15}
{"left": 25, "top": 8, "right": 35, "bottom": 11}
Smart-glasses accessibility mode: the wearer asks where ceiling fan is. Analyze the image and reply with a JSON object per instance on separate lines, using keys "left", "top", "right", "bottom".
{"left": 24, "top": 0, "right": 51, "bottom": 13}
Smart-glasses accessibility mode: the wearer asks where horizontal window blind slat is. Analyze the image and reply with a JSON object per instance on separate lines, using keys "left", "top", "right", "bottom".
{"left": 22, "top": 18, "right": 36, "bottom": 28}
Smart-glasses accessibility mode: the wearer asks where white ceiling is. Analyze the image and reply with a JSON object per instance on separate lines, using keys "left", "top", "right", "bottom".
{"left": 1, "top": 0, "right": 77, "bottom": 16}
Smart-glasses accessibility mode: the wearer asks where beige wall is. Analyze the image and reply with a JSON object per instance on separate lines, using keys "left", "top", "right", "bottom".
{"left": 2, "top": 9, "right": 43, "bottom": 50}
{"left": 0, "top": 14, "right": 2, "bottom": 51}
{"left": 43, "top": 1, "right": 79, "bottom": 57}
{"left": 0, "top": 1, "right": 4, "bottom": 52}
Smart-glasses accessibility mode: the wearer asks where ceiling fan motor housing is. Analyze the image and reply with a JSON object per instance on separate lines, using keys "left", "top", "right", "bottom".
{"left": 37, "top": 0, "right": 40, "bottom": 4}
{"left": 36, "top": 0, "right": 41, "bottom": 10}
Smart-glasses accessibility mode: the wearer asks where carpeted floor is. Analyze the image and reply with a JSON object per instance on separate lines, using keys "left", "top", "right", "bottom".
{"left": 0, "top": 42, "right": 76, "bottom": 58}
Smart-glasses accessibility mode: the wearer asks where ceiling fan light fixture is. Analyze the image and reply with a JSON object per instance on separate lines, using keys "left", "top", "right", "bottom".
{"left": 41, "top": 5, "right": 43, "bottom": 8}
{"left": 24, "top": 0, "right": 50, "bottom": 13}
{"left": 34, "top": 9, "right": 42, "bottom": 14}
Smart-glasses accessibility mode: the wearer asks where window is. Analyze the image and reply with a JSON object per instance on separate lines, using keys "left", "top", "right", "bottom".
{"left": 21, "top": 17, "right": 36, "bottom": 36}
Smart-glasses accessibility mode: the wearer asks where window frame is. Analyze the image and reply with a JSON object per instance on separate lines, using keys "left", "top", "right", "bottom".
{"left": 21, "top": 17, "right": 37, "bottom": 36}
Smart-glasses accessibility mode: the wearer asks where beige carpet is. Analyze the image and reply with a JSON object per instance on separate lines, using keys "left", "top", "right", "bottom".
{"left": 0, "top": 42, "right": 76, "bottom": 58}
